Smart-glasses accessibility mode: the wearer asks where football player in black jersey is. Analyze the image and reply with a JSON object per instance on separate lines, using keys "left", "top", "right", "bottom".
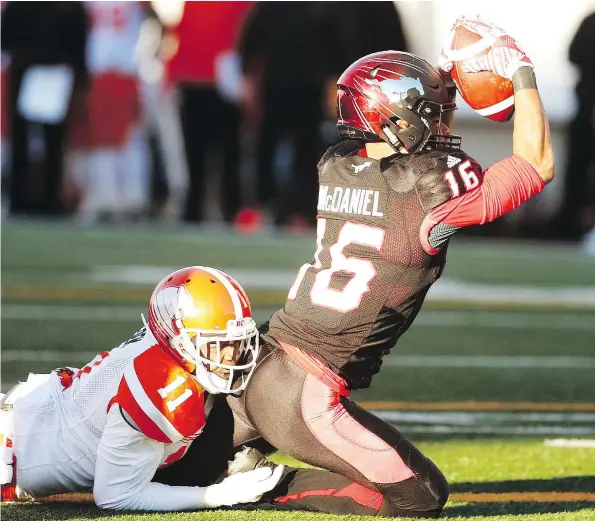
{"left": 168, "top": 20, "right": 554, "bottom": 518}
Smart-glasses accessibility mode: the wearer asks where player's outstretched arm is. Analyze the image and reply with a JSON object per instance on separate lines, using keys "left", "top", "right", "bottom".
{"left": 424, "top": 21, "right": 556, "bottom": 245}
{"left": 511, "top": 68, "right": 555, "bottom": 184}
{"left": 439, "top": 18, "right": 555, "bottom": 186}
{"left": 94, "top": 406, "right": 284, "bottom": 511}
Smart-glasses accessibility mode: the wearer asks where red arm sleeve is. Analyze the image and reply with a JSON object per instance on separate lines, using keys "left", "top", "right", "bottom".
{"left": 420, "top": 155, "right": 545, "bottom": 254}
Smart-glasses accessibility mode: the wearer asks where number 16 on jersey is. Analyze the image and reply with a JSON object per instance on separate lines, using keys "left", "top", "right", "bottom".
{"left": 287, "top": 218, "right": 385, "bottom": 313}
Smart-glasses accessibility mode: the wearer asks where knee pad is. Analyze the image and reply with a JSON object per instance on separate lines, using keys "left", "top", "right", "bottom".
{"left": 377, "top": 472, "right": 449, "bottom": 518}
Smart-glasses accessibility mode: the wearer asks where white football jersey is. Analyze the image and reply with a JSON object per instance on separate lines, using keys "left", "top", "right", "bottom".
{"left": 12, "top": 327, "right": 206, "bottom": 509}
{"left": 86, "top": 2, "right": 145, "bottom": 75}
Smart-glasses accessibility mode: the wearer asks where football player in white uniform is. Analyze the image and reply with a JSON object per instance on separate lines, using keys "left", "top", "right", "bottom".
{"left": 0, "top": 266, "right": 283, "bottom": 510}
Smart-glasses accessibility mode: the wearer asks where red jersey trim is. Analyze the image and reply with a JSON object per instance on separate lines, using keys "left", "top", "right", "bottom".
{"left": 278, "top": 340, "right": 350, "bottom": 398}
{"left": 273, "top": 482, "right": 386, "bottom": 512}
{"left": 115, "top": 374, "right": 173, "bottom": 443}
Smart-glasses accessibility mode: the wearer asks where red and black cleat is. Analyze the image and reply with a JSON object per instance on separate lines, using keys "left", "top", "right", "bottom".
{"left": 1, "top": 454, "right": 17, "bottom": 503}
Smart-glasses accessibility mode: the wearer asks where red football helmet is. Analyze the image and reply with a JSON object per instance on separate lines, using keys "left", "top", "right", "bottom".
{"left": 337, "top": 51, "right": 461, "bottom": 153}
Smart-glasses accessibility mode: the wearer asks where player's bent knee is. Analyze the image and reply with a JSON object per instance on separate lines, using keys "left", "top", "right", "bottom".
{"left": 378, "top": 470, "right": 449, "bottom": 518}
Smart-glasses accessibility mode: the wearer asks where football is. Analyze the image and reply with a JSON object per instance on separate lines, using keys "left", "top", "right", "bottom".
{"left": 448, "top": 23, "right": 515, "bottom": 122}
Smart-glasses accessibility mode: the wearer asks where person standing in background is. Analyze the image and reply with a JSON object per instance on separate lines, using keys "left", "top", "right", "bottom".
{"left": 70, "top": 2, "right": 150, "bottom": 225}
{"left": 163, "top": 1, "right": 253, "bottom": 225}
{"left": 237, "top": 1, "right": 408, "bottom": 232}
{"left": 555, "top": 12, "right": 595, "bottom": 250}
{"left": 237, "top": 2, "right": 339, "bottom": 231}
{"left": 1, "top": 2, "right": 11, "bottom": 215}
{"left": 134, "top": 2, "right": 190, "bottom": 222}
{"left": 1, "top": 1, "right": 88, "bottom": 217}
{"left": 319, "top": 2, "right": 410, "bottom": 149}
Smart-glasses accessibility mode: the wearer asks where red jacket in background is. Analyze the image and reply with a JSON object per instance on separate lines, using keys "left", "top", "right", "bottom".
{"left": 166, "top": 1, "right": 253, "bottom": 86}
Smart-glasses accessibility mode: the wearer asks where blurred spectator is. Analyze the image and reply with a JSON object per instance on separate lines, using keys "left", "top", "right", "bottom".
{"left": 164, "top": 1, "right": 253, "bottom": 224}
{"left": 136, "top": 5, "right": 189, "bottom": 222}
{"left": 1, "top": 3, "right": 10, "bottom": 214}
{"left": 69, "top": 2, "right": 150, "bottom": 224}
{"left": 237, "top": 1, "right": 408, "bottom": 230}
{"left": 319, "top": 2, "right": 410, "bottom": 146}
{"left": 1, "top": 1, "right": 88, "bottom": 216}
{"left": 555, "top": 12, "right": 595, "bottom": 242}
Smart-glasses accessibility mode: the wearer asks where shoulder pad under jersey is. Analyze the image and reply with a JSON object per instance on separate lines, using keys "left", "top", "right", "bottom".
{"left": 113, "top": 345, "right": 206, "bottom": 443}
{"left": 413, "top": 149, "right": 483, "bottom": 212}
{"left": 318, "top": 139, "right": 366, "bottom": 167}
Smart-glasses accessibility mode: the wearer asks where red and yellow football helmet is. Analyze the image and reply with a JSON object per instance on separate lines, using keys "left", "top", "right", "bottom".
{"left": 147, "top": 266, "right": 259, "bottom": 394}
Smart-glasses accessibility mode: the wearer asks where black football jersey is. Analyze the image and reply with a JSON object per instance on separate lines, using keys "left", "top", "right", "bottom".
{"left": 268, "top": 140, "right": 483, "bottom": 389}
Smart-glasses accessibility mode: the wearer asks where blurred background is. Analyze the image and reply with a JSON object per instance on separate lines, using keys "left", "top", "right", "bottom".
{"left": 1, "top": 0, "right": 594, "bottom": 243}
{"left": 1, "top": 1, "right": 595, "bottom": 440}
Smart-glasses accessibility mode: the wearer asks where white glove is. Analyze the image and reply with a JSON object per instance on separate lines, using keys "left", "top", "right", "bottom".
{"left": 202, "top": 465, "right": 284, "bottom": 508}
{"left": 437, "top": 49, "right": 454, "bottom": 75}
{"left": 439, "top": 16, "right": 533, "bottom": 81}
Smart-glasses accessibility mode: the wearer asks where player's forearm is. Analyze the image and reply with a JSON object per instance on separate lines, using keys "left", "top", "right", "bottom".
{"left": 94, "top": 481, "right": 214, "bottom": 511}
{"left": 94, "top": 408, "right": 215, "bottom": 511}
{"left": 511, "top": 68, "right": 555, "bottom": 184}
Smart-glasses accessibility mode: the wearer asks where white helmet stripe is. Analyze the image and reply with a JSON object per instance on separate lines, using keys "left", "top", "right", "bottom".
{"left": 154, "top": 287, "right": 178, "bottom": 337}
{"left": 197, "top": 266, "right": 244, "bottom": 319}
{"left": 124, "top": 363, "right": 183, "bottom": 442}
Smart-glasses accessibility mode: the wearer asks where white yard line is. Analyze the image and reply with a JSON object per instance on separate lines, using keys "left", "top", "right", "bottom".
{"left": 416, "top": 311, "right": 595, "bottom": 330}
{"left": 544, "top": 438, "right": 595, "bottom": 448}
{"left": 388, "top": 425, "right": 595, "bottom": 435}
{"left": 373, "top": 411, "right": 595, "bottom": 425}
{"left": 428, "top": 279, "right": 595, "bottom": 308}
{"left": 381, "top": 356, "right": 595, "bottom": 369}
{"left": 90, "top": 265, "right": 595, "bottom": 308}
{"left": 91, "top": 266, "right": 296, "bottom": 289}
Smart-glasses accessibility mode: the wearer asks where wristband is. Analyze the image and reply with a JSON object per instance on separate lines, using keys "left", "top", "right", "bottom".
{"left": 512, "top": 67, "right": 537, "bottom": 91}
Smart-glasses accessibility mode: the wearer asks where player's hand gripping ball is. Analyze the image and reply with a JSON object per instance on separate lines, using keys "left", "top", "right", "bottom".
{"left": 438, "top": 16, "right": 533, "bottom": 122}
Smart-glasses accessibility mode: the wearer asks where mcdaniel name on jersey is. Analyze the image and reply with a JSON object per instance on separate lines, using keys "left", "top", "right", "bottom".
{"left": 317, "top": 184, "right": 385, "bottom": 217}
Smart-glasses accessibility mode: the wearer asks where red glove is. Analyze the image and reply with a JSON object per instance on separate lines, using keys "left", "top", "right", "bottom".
{"left": 439, "top": 16, "right": 533, "bottom": 81}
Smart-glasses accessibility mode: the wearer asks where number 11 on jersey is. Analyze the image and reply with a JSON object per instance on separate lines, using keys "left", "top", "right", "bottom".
{"left": 288, "top": 218, "right": 385, "bottom": 312}
{"left": 158, "top": 375, "right": 193, "bottom": 412}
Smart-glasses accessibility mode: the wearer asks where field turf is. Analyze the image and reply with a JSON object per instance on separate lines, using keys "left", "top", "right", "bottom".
{"left": 1, "top": 219, "right": 594, "bottom": 521}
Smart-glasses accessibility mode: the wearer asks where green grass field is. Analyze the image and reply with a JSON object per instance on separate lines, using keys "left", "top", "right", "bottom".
{"left": 2, "top": 219, "right": 595, "bottom": 521}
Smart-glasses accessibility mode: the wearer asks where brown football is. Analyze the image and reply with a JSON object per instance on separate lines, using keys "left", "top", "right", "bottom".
{"left": 449, "top": 24, "right": 515, "bottom": 122}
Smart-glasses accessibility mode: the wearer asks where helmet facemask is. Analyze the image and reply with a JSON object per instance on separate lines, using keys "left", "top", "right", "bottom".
{"left": 168, "top": 317, "right": 259, "bottom": 395}
{"left": 416, "top": 99, "right": 461, "bottom": 151}
{"left": 375, "top": 95, "right": 460, "bottom": 154}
